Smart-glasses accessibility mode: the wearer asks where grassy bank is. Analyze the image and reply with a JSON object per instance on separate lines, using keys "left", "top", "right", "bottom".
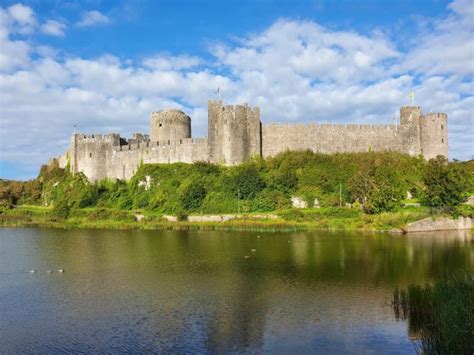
{"left": 1, "top": 151, "right": 472, "bottom": 232}
{"left": 0, "top": 205, "right": 432, "bottom": 232}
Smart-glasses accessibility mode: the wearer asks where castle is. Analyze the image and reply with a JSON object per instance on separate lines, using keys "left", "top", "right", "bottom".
{"left": 56, "top": 100, "right": 448, "bottom": 181}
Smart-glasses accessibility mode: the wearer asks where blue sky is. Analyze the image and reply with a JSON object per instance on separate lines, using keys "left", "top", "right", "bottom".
{"left": 0, "top": 0, "right": 473, "bottom": 180}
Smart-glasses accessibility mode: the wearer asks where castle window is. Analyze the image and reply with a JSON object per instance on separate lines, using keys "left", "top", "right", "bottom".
{"left": 89, "top": 153, "right": 92, "bottom": 158}
{"left": 442, "top": 138, "right": 444, "bottom": 143}
{"left": 159, "top": 123, "right": 162, "bottom": 127}
{"left": 441, "top": 125, "right": 444, "bottom": 130}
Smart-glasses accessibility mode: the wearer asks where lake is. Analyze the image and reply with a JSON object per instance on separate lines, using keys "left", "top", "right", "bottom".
{"left": 0, "top": 228, "right": 472, "bottom": 353}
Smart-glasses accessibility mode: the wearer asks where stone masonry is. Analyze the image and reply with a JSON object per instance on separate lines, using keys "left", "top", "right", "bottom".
{"left": 55, "top": 100, "right": 448, "bottom": 181}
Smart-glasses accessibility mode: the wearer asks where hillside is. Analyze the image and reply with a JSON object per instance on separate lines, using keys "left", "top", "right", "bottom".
{"left": 1, "top": 151, "right": 472, "bottom": 230}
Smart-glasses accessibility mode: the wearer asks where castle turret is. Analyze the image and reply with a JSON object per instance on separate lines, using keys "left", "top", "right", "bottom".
{"left": 420, "top": 112, "right": 448, "bottom": 159}
{"left": 208, "top": 100, "right": 261, "bottom": 165}
{"left": 150, "top": 109, "right": 191, "bottom": 143}
{"left": 400, "top": 106, "right": 422, "bottom": 156}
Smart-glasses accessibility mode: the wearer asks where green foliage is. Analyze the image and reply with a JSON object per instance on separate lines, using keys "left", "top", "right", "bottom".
{"left": 3, "top": 152, "right": 472, "bottom": 219}
{"left": 233, "top": 166, "right": 265, "bottom": 199}
{"left": 180, "top": 183, "right": 207, "bottom": 211}
{"left": 421, "top": 156, "right": 470, "bottom": 210}
{"left": 393, "top": 274, "right": 473, "bottom": 354}
{"left": 176, "top": 210, "right": 188, "bottom": 221}
{"left": 52, "top": 200, "right": 71, "bottom": 219}
{"left": 267, "top": 169, "right": 298, "bottom": 194}
{"left": 349, "top": 164, "right": 405, "bottom": 214}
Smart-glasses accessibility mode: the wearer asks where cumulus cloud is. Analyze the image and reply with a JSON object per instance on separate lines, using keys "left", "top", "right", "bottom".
{"left": 41, "top": 20, "right": 66, "bottom": 37}
{"left": 76, "top": 10, "right": 109, "bottom": 27}
{"left": 0, "top": 0, "right": 473, "bottom": 180}
{"left": 7, "top": 3, "right": 36, "bottom": 33}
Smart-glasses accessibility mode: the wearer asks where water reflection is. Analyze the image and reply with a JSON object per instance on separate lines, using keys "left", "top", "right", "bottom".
{"left": 0, "top": 228, "right": 472, "bottom": 353}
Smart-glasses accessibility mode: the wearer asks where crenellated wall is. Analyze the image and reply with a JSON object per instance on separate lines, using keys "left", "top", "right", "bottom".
{"left": 262, "top": 123, "right": 402, "bottom": 157}
{"left": 62, "top": 134, "right": 209, "bottom": 181}
{"left": 56, "top": 101, "right": 448, "bottom": 182}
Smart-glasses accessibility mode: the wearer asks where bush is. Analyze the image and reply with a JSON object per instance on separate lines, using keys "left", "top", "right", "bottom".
{"left": 180, "top": 183, "right": 207, "bottom": 211}
{"left": 421, "top": 156, "right": 469, "bottom": 210}
{"left": 53, "top": 200, "right": 71, "bottom": 219}
{"left": 233, "top": 166, "right": 265, "bottom": 199}
{"left": 176, "top": 210, "right": 188, "bottom": 221}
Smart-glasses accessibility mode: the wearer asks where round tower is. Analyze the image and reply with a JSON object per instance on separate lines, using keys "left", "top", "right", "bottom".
{"left": 420, "top": 113, "right": 448, "bottom": 160}
{"left": 150, "top": 109, "right": 191, "bottom": 142}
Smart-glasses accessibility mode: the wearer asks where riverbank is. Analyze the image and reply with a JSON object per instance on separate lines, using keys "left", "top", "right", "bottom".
{"left": 0, "top": 205, "right": 460, "bottom": 232}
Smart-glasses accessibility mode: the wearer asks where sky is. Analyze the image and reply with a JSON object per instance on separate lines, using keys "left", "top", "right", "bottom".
{"left": 0, "top": 0, "right": 473, "bottom": 180}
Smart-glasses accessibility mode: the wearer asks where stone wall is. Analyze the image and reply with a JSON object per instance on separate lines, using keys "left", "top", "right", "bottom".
{"left": 56, "top": 101, "right": 448, "bottom": 182}
{"left": 65, "top": 135, "right": 209, "bottom": 181}
{"left": 262, "top": 123, "right": 402, "bottom": 157}
{"left": 402, "top": 216, "right": 472, "bottom": 233}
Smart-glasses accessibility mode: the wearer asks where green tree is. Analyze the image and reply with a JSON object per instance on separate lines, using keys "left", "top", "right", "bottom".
{"left": 421, "top": 156, "right": 469, "bottom": 209}
{"left": 349, "top": 165, "right": 405, "bottom": 214}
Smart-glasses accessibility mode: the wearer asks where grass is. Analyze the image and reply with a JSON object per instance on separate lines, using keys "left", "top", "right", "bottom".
{"left": 392, "top": 274, "right": 474, "bottom": 354}
{"left": 0, "top": 205, "right": 432, "bottom": 232}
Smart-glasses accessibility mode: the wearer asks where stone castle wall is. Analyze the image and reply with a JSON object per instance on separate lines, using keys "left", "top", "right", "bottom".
{"left": 66, "top": 134, "right": 208, "bottom": 181}
{"left": 56, "top": 100, "right": 448, "bottom": 182}
{"left": 262, "top": 123, "right": 402, "bottom": 157}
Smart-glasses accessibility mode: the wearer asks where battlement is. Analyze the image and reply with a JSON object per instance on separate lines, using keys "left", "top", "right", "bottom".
{"left": 265, "top": 122, "right": 399, "bottom": 131}
{"left": 112, "top": 137, "right": 208, "bottom": 152}
{"left": 424, "top": 112, "right": 448, "bottom": 119}
{"left": 75, "top": 133, "right": 121, "bottom": 140}
{"left": 209, "top": 100, "right": 259, "bottom": 118}
{"left": 63, "top": 99, "right": 448, "bottom": 181}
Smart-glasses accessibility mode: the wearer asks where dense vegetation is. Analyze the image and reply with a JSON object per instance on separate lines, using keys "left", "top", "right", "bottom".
{"left": 0, "top": 151, "right": 472, "bottom": 222}
{"left": 393, "top": 274, "right": 473, "bottom": 354}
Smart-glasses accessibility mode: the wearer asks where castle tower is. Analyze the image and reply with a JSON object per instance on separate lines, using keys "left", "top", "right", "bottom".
{"left": 420, "top": 112, "right": 448, "bottom": 159}
{"left": 208, "top": 100, "right": 261, "bottom": 165}
{"left": 400, "top": 106, "right": 422, "bottom": 156}
{"left": 150, "top": 109, "right": 191, "bottom": 142}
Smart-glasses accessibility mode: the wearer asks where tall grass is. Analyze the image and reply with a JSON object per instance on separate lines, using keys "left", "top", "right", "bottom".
{"left": 393, "top": 274, "right": 473, "bottom": 354}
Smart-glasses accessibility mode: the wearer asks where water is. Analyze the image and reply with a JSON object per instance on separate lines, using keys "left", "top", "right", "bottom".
{"left": 0, "top": 228, "right": 472, "bottom": 353}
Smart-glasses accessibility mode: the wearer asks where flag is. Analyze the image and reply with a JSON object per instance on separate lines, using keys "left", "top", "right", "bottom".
{"left": 409, "top": 91, "right": 414, "bottom": 99}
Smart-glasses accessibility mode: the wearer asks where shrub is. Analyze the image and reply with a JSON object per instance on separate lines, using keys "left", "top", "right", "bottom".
{"left": 268, "top": 170, "right": 298, "bottom": 194}
{"left": 53, "top": 200, "right": 71, "bottom": 219}
{"left": 176, "top": 210, "right": 188, "bottom": 221}
{"left": 180, "top": 183, "right": 207, "bottom": 211}
{"left": 233, "top": 166, "right": 265, "bottom": 199}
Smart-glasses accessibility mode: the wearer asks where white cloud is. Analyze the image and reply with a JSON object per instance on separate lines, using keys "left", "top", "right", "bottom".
{"left": 41, "top": 20, "right": 66, "bottom": 37}
{"left": 0, "top": 0, "right": 473, "bottom": 179}
{"left": 143, "top": 55, "right": 202, "bottom": 71}
{"left": 76, "top": 10, "right": 109, "bottom": 27}
{"left": 7, "top": 3, "right": 35, "bottom": 33}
